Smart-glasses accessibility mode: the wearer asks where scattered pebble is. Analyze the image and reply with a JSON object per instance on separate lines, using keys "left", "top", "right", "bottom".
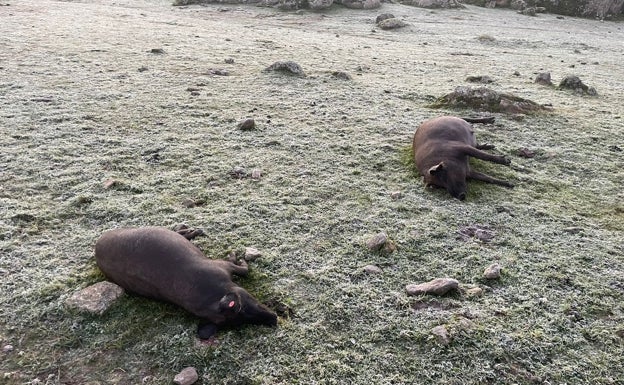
{"left": 406, "top": 278, "right": 459, "bottom": 296}
{"left": 173, "top": 367, "right": 198, "bottom": 385}
{"left": 237, "top": 118, "right": 256, "bottom": 131}
{"left": 251, "top": 169, "right": 262, "bottom": 180}
{"left": 149, "top": 48, "right": 165, "bottom": 54}
{"left": 534, "top": 72, "right": 552, "bottom": 86}
{"left": 102, "top": 178, "right": 118, "bottom": 189}
{"left": 263, "top": 61, "right": 305, "bottom": 77}
{"left": 431, "top": 325, "right": 451, "bottom": 344}
{"left": 558, "top": 75, "right": 597, "bottom": 96}
{"left": 375, "top": 13, "right": 395, "bottom": 23}
{"left": 377, "top": 18, "right": 408, "bottom": 30}
{"left": 465, "top": 287, "right": 484, "bottom": 297}
{"left": 458, "top": 224, "right": 496, "bottom": 243}
{"left": 224, "top": 58, "right": 235, "bottom": 64}
{"left": 65, "top": 281, "right": 124, "bottom": 315}
{"left": 331, "top": 71, "right": 352, "bottom": 80}
{"left": 516, "top": 147, "right": 536, "bottom": 158}
{"left": 390, "top": 191, "right": 402, "bottom": 200}
{"left": 363, "top": 264, "right": 383, "bottom": 274}
{"left": 244, "top": 247, "right": 263, "bottom": 261}
{"left": 465, "top": 75, "right": 494, "bottom": 84}
{"left": 366, "top": 232, "right": 396, "bottom": 254}
{"left": 3, "top": 344, "right": 14, "bottom": 353}
{"left": 483, "top": 263, "right": 502, "bottom": 279}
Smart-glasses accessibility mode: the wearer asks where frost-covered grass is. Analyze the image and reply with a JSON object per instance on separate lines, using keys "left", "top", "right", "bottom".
{"left": 1, "top": 1, "right": 623, "bottom": 384}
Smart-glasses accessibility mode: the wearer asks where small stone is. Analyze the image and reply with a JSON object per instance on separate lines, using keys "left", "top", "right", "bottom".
{"left": 366, "top": 232, "right": 390, "bottom": 252}
{"left": 65, "top": 281, "right": 124, "bottom": 315}
{"left": 390, "top": 191, "right": 402, "bottom": 200}
{"left": 173, "top": 367, "right": 198, "bottom": 385}
{"left": 377, "top": 18, "right": 408, "bottom": 30}
{"left": 225, "top": 58, "right": 234, "bottom": 64}
{"left": 535, "top": 72, "right": 552, "bottom": 86}
{"left": 406, "top": 278, "right": 459, "bottom": 296}
{"left": 376, "top": 13, "right": 395, "bottom": 23}
{"left": 237, "top": 118, "right": 255, "bottom": 131}
{"left": 483, "top": 263, "right": 502, "bottom": 279}
{"left": 244, "top": 247, "right": 262, "bottom": 261}
{"left": 331, "top": 71, "right": 352, "bottom": 81}
{"left": 263, "top": 61, "right": 305, "bottom": 77}
{"left": 102, "top": 178, "right": 118, "bottom": 189}
{"left": 149, "top": 48, "right": 165, "bottom": 54}
{"left": 3, "top": 344, "right": 14, "bottom": 353}
{"left": 517, "top": 147, "right": 536, "bottom": 158}
{"left": 466, "top": 75, "right": 494, "bottom": 84}
{"left": 363, "top": 265, "right": 383, "bottom": 274}
{"left": 251, "top": 169, "right": 262, "bottom": 180}
{"left": 431, "top": 325, "right": 451, "bottom": 344}
{"left": 182, "top": 198, "right": 196, "bottom": 208}
{"left": 466, "top": 287, "right": 484, "bottom": 297}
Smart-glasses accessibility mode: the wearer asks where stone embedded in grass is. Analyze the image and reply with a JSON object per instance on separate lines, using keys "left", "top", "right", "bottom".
{"left": 342, "top": 0, "right": 381, "bottom": 9}
{"left": 483, "top": 263, "right": 502, "bottom": 279}
{"left": 376, "top": 13, "right": 395, "bottom": 23}
{"left": 331, "top": 71, "right": 352, "bottom": 81}
{"left": 173, "top": 367, "right": 199, "bottom": 385}
{"left": 65, "top": 281, "right": 124, "bottom": 315}
{"left": 377, "top": 18, "right": 408, "bottom": 30}
{"left": 431, "top": 86, "right": 551, "bottom": 114}
{"left": 558, "top": 75, "right": 597, "bottom": 96}
{"left": 465, "top": 286, "right": 484, "bottom": 297}
{"left": 390, "top": 191, "right": 402, "bottom": 200}
{"left": 149, "top": 48, "right": 165, "bottom": 54}
{"left": 535, "top": 72, "right": 553, "bottom": 86}
{"left": 458, "top": 224, "right": 496, "bottom": 243}
{"left": 251, "top": 169, "right": 262, "bottom": 180}
{"left": 366, "top": 232, "right": 396, "bottom": 254}
{"left": 237, "top": 118, "right": 256, "bottom": 131}
{"left": 363, "top": 264, "right": 383, "bottom": 274}
{"left": 244, "top": 247, "right": 263, "bottom": 261}
{"left": 309, "top": 0, "right": 333, "bottom": 9}
{"left": 406, "top": 278, "right": 459, "bottom": 296}
{"left": 431, "top": 325, "right": 451, "bottom": 345}
{"left": 466, "top": 75, "right": 495, "bottom": 84}
{"left": 263, "top": 61, "right": 305, "bottom": 77}
{"left": 102, "top": 178, "right": 118, "bottom": 189}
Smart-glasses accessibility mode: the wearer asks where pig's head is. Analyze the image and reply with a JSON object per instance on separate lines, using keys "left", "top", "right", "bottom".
{"left": 425, "top": 161, "right": 468, "bottom": 201}
{"left": 197, "top": 287, "right": 277, "bottom": 339}
{"left": 216, "top": 287, "right": 278, "bottom": 327}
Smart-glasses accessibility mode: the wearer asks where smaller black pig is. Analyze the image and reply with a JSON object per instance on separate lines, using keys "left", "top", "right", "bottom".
{"left": 412, "top": 116, "right": 514, "bottom": 200}
{"left": 95, "top": 227, "right": 277, "bottom": 339}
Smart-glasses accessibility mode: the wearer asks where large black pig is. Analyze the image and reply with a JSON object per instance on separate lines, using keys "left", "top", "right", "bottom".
{"left": 95, "top": 227, "right": 277, "bottom": 339}
{"left": 412, "top": 116, "right": 514, "bottom": 200}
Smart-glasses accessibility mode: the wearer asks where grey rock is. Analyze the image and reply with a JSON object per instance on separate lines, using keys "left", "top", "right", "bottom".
{"left": 264, "top": 61, "right": 305, "bottom": 77}
{"left": 377, "top": 18, "right": 408, "bottom": 30}
{"left": 406, "top": 278, "right": 459, "bottom": 296}
{"left": 375, "top": 13, "right": 395, "bottom": 23}
{"left": 339, "top": 0, "right": 381, "bottom": 9}
{"left": 244, "top": 247, "right": 263, "bottom": 261}
{"left": 173, "top": 367, "right": 199, "bottom": 385}
{"left": 65, "top": 281, "right": 124, "bottom": 315}
{"left": 363, "top": 264, "right": 383, "bottom": 274}
{"left": 431, "top": 325, "right": 451, "bottom": 344}
{"left": 309, "top": 0, "right": 333, "bottom": 9}
{"left": 483, "top": 263, "right": 502, "bottom": 279}
{"left": 237, "top": 118, "right": 256, "bottom": 131}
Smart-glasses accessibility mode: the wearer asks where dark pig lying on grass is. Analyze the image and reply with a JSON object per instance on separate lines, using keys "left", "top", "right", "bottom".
{"left": 95, "top": 227, "right": 277, "bottom": 339}
{"left": 412, "top": 116, "right": 514, "bottom": 200}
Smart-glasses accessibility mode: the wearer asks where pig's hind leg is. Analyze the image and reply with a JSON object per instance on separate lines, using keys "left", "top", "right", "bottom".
{"left": 468, "top": 170, "right": 514, "bottom": 188}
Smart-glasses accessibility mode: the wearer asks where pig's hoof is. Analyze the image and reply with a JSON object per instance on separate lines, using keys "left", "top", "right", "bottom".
{"left": 173, "top": 224, "right": 204, "bottom": 240}
{"left": 197, "top": 323, "right": 218, "bottom": 339}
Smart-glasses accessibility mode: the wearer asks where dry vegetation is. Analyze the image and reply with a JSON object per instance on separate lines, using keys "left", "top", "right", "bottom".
{"left": 1, "top": 0, "right": 623, "bottom": 384}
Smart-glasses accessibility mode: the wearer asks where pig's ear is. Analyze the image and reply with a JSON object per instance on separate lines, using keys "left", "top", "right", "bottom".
{"left": 428, "top": 162, "right": 445, "bottom": 175}
{"left": 219, "top": 292, "right": 242, "bottom": 314}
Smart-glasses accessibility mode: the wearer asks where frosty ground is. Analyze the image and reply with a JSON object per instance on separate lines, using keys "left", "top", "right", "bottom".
{"left": 1, "top": 0, "right": 623, "bottom": 384}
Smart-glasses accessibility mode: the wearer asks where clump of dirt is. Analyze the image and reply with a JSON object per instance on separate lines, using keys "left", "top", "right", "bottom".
{"left": 430, "top": 86, "right": 551, "bottom": 114}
